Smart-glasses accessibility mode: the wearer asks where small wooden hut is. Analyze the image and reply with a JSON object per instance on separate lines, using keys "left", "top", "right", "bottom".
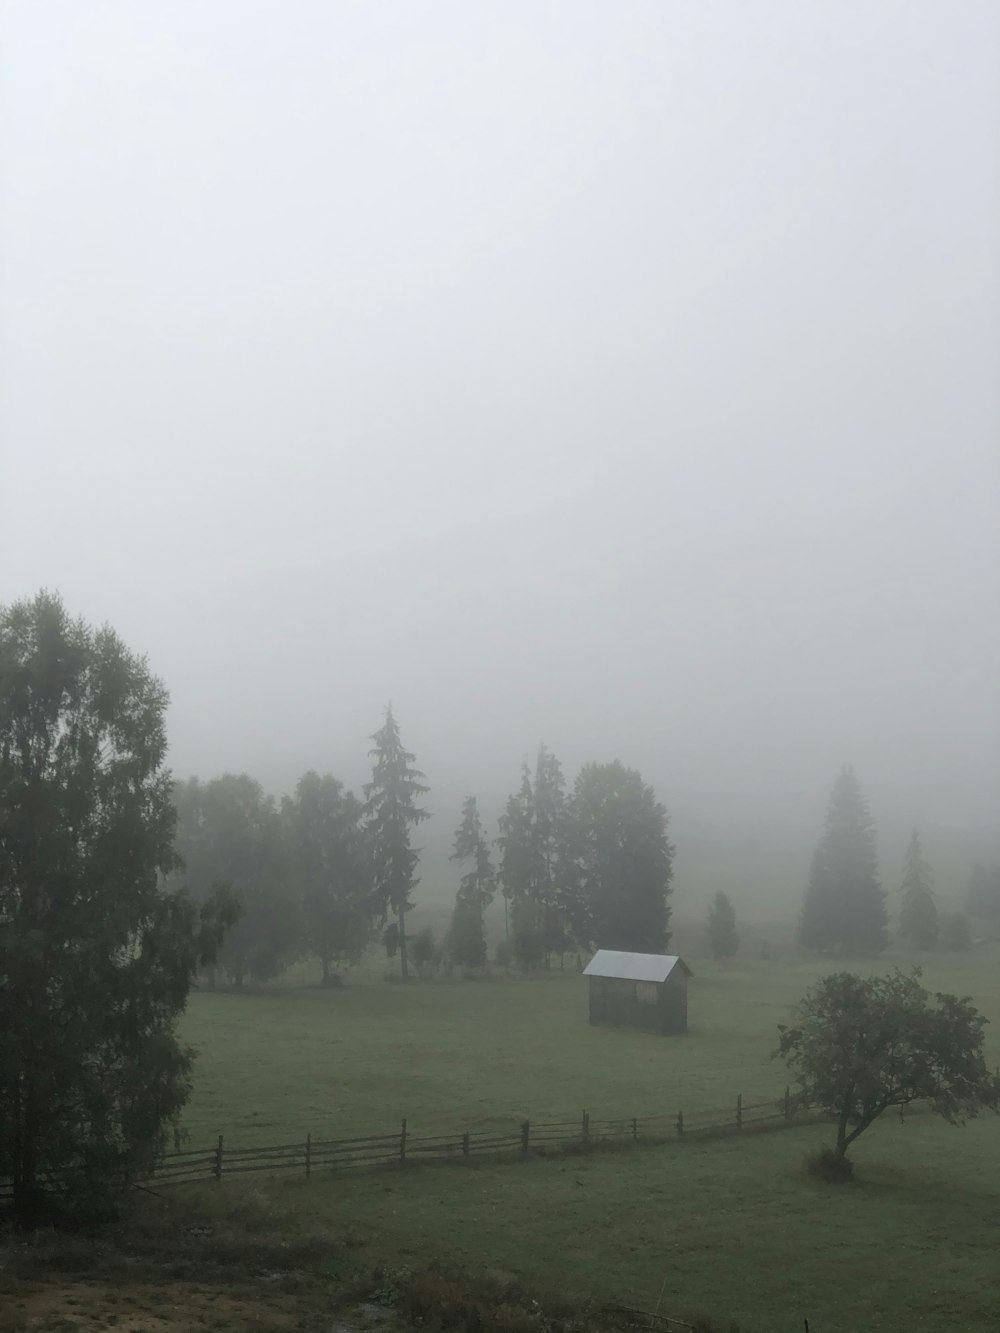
{"left": 583, "top": 950, "right": 692, "bottom": 1034}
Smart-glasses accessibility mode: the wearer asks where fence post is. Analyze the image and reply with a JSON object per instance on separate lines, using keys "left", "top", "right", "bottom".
{"left": 521, "top": 1120, "right": 530, "bottom": 1155}
{"left": 582, "top": 1110, "right": 589, "bottom": 1145}
{"left": 784, "top": 1086, "right": 791, "bottom": 1120}
{"left": 399, "top": 1119, "right": 407, "bottom": 1167}
{"left": 736, "top": 1093, "right": 743, "bottom": 1132}
{"left": 676, "top": 1110, "right": 684, "bottom": 1137}
{"left": 632, "top": 1117, "right": 638, "bottom": 1141}
{"left": 305, "top": 1133, "right": 311, "bottom": 1179}
{"left": 462, "top": 1131, "right": 470, "bottom": 1160}
{"left": 214, "top": 1135, "right": 224, "bottom": 1181}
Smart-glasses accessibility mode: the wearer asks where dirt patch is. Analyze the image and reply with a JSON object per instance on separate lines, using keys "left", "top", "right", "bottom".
{"left": 0, "top": 1279, "right": 307, "bottom": 1332}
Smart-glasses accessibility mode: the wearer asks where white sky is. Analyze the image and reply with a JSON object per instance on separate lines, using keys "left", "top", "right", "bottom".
{"left": 2, "top": 1, "right": 998, "bottom": 871}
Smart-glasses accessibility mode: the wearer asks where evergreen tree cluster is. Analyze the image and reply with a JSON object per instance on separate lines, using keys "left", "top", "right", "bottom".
{"left": 480, "top": 747, "right": 674, "bottom": 968}
{"left": 798, "top": 767, "right": 975, "bottom": 956}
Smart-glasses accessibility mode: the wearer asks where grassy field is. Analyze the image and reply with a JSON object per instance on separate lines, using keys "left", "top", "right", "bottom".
{"left": 178, "top": 947, "right": 1000, "bottom": 1147}
{"left": 5, "top": 949, "right": 998, "bottom": 1332}
{"left": 167, "top": 948, "right": 1000, "bottom": 1331}
{"left": 186, "top": 1111, "right": 999, "bottom": 1333}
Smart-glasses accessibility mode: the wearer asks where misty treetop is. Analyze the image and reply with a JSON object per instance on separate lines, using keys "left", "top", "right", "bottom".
{"left": 799, "top": 765, "right": 887, "bottom": 954}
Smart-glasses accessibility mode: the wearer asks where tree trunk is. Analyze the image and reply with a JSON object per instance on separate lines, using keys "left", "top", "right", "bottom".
{"left": 835, "top": 1101, "right": 851, "bottom": 1157}
{"left": 12, "top": 1083, "right": 41, "bottom": 1228}
{"left": 321, "top": 954, "right": 331, "bottom": 986}
{"left": 397, "top": 906, "right": 409, "bottom": 980}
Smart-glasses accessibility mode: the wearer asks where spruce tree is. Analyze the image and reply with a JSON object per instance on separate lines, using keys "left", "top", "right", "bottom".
{"left": 496, "top": 765, "right": 540, "bottom": 957}
{"left": 532, "top": 745, "right": 572, "bottom": 963}
{"left": 364, "top": 706, "right": 429, "bottom": 980}
{"left": 448, "top": 796, "right": 496, "bottom": 968}
{"left": 799, "top": 766, "right": 887, "bottom": 953}
{"left": 705, "top": 890, "right": 740, "bottom": 959}
{"left": 898, "top": 830, "right": 939, "bottom": 950}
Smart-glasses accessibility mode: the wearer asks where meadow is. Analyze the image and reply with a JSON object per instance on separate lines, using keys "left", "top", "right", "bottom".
{"left": 166, "top": 944, "right": 1000, "bottom": 1332}
{"left": 178, "top": 947, "right": 1000, "bottom": 1147}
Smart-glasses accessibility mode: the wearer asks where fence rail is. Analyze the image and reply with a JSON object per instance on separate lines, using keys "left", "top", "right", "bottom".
{"left": 0, "top": 1089, "right": 834, "bottom": 1202}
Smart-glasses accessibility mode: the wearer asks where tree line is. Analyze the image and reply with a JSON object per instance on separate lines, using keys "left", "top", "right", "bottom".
{"left": 170, "top": 731, "right": 677, "bottom": 984}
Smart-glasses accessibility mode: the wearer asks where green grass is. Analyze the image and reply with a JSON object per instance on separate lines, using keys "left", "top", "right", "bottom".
{"left": 178, "top": 948, "right": 1000, "bottom": 1146}
{"left": 169, "top": 948, "right": 1000, "bottom": 1330}
{"left": 191, "top": 1110, "right": 998, "bottom": 1333}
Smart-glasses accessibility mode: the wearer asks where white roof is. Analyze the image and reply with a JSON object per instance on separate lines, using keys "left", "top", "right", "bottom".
{"left": 583, "top": 950, "right": 692, "bottom": 982}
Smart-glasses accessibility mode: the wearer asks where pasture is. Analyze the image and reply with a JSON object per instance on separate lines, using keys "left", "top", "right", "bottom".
{"left": 178, "top": 948, "right": 1000, "bottom": 1147}
{"left": 171, "top": 948, "right": 1000, "bottom": 1330}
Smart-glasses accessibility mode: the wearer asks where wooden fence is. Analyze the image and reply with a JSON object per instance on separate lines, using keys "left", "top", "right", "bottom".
{"left": 1, "top": 1089, "right": 821, "bottom": 1201}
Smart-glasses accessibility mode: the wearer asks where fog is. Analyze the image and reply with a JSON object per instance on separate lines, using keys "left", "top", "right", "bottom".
{"left": 2, "top": 2, "right": 998, "bottom": 908}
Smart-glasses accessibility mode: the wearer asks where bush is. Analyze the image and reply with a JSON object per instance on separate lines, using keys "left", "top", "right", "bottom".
{"left": 806, "top": 1147, "right": 854, "bottom": 1183}
{"left": 411, "top": 926, "right": 440, "bottom": 970}
{"left": 494, "top": 939, "right": 513, "bottom": 969}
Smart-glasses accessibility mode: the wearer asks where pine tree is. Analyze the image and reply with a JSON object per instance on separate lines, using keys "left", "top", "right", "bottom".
{"left": 496, "top": 764, "right": 539, "bottom": 950}
{"left": 364, "top": 706, "right": 429, "bottom": 980}
{"left": 532, "top": 745, "right": 572, "bottom": 963}
{"left": 447, "top": 796, "right": 496, "bottom": 968}
{"left": 705, "top": 890, "right": 740, "bottom": 959}
{"left": 898, "top": 830, "right": 939, "bottom": 950}
{"left": 171, "top": 773, "right": 296, "bottom": 987}
{"left": 799, "top": 766, "right": 887, "bottom": 953}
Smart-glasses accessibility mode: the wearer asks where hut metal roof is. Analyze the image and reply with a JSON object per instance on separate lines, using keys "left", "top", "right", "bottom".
{"left": 583, "top": 950, "right": 692, "bottom": 982}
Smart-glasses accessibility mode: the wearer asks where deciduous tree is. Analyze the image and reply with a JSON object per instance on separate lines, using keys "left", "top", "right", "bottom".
{"left": 777, "top": 969, "right": 1000, "bottom": 1162}
{"left": 285, "top": 772, "right": 370, "bottom": 984}
{"left": 568, "top": 761, "right": 674, "bottom": 953}
{"left": 171, "top": 773, "right": 295, "bottom": 986}
{"left": 0, "top": 593, "right": 234, "bottom": 1222}
{"left": 364, "top": 706, "right": 429, "bottom": 981}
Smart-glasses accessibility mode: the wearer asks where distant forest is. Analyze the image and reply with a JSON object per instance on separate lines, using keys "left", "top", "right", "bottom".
{"left": 168, "top": 708, "right": 999, "bottom": 986}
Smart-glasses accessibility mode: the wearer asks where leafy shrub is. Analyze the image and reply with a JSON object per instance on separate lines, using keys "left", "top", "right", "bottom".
{"left": 806, "top": 1147, "right": 854, "bottom": 1183}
